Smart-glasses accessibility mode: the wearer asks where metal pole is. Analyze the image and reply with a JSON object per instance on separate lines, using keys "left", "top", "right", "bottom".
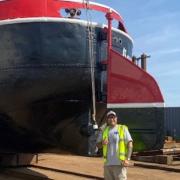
{"left": 132, "top": 56, "right": 137, "bottom": 65}
{"left": 105, "top": 10, "right": 113, "bottom": 106}
{"left": 105, "top": 10, "right": 113, "bottom": 61}
{"left": 141, "top": 53, "right": 147, "bottom": 71}
{"left": 140, "top": 53, "right": 151, "bottom": 71}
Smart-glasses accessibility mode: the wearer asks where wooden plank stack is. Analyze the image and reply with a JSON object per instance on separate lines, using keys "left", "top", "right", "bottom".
{"left": 132, "top": 136, "right": 180, "bottom": 165}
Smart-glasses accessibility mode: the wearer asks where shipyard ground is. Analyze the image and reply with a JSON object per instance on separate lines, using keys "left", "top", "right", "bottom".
{"left": 0, "top": 153, "right": 180, "bottom": 180}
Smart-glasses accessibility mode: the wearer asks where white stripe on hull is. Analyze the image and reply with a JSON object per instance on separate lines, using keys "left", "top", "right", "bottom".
{"left": 0, "top": 17, "right": 133, "bottom": 44}
{"left": 107, "top": 102, "right": 165, "bottom": 108}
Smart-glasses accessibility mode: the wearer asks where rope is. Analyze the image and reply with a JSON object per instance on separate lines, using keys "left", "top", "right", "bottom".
{"left": 84, "top": 0, "right": 97, "bottom": 127}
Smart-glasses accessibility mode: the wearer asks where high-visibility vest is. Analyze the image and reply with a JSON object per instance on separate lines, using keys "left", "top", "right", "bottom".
{"left": 102, "top": 124, "right": 128, "bottom": 163}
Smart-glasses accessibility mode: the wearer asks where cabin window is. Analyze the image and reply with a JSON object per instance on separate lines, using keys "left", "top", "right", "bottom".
{"left": 119, "top": 38, "right": 122, "bottom": 45}
{"left": 113, "top": 37, "right": 122, "bottom": 45}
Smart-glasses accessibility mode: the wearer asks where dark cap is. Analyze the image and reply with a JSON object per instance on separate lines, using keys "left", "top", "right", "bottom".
{"left": 107, "top": 110, "right": 116, "bottom": 117}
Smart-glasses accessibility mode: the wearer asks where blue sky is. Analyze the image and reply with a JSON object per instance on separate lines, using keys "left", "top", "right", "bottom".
{"left": 91, "top": 0, "right": 180, "bottom": 107}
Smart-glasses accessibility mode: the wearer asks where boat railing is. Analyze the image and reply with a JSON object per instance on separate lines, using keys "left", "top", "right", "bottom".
{"left": 0, "top": 0, "right": 127, "bottom": 32}
{"left": 57, "top": 0, "right": 127, "bottom": 32}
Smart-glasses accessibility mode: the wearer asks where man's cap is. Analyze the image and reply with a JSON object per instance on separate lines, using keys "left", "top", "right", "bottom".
{"left": 107, "top": 110, "right": 117, "bottom": 117}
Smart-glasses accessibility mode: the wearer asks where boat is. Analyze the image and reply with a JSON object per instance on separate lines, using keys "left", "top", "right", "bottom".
{"left": 0, "top": 0, "right": 164, "bottom": 154}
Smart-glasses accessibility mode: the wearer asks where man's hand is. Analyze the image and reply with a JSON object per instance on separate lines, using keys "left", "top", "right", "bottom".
{"left": 102, "top": 139, "right": 109, "bottom": 145}
{"left": 96, "top": 139, "right": 108, "bottom": 148}
{"left": 122, "top": 159, "right": 134, "bottom": 167}
{"left": 122, "top": 160, "right": 130, "bottom": 167}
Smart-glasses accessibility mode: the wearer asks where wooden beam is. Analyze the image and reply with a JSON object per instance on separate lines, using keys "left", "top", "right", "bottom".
{"left": 132, "top": 155, "right": 174, "bottom": 165}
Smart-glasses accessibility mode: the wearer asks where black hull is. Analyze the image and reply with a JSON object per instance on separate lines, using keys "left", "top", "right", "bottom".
{"left": 0, "top": 21, "right": 93, "bottom": 111}
{"left": 0, "top": 20, "right": 133, "bottom": 110}
{"left": 0, "top": 20, "right": 96, "bottom": 153}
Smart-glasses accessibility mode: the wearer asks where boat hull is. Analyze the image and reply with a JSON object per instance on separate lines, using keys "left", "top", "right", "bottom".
{"left": 0, "top": 19, "right": 133, "bottom": 110}
{"left": 0, "top": 19, "right": 134, "bottom": 153}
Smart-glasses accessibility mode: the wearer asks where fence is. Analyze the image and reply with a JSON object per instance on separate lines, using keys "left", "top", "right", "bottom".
{"left": 164, "top": 107, "right": 180, "bottom": 140}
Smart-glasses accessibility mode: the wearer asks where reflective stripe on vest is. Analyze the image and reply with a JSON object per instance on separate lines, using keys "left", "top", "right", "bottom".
{"left": 102, "top": 124, "right": 127, "bottom": 163}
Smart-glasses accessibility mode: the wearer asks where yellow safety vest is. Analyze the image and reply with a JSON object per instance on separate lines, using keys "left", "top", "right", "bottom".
{"left": 102, "top": 124, "right": 128, "bottom": 163}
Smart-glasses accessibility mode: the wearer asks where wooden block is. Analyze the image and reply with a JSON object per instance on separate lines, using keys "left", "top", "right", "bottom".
{"left": 173, "top": 155, "right": 180, "bottom": 161}
{"left": 171, "top": 161, "right": 180, "bottom": 166}
{"left": 165, "top": 136, "right": 173, "bottom": 141}
{"left": 0, "top": 153, "right": 38, "bottom": 167}
{"left": 154, "top": 155, "right": 173, "bottom": 165}
{"left": 18, "top": 153, "right": 38, "bottom": 165}
{"left": 163, "top": 142, "right": 180, "bottom": 149}
{"left": 133, "top": 150, "right": 162, "bottom": 156}
{"left": 132, "top": 155, "right": 174, "bottom": 165}
{"left": 132, "top": 156, "right": 155, "bottom": 163}
{"left": 162, "top": 148, "right": 180, "bottom": 155}
{"left": 163, "top": 142, "right": 175, "bottom": 149}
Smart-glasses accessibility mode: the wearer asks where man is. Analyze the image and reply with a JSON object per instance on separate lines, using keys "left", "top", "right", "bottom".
{"left": 97, "top": 110, "right": 133, "bottom": 180}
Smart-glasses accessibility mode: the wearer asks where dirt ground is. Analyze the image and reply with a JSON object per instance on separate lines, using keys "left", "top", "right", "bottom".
{"left": 27, "top": 166, "right": 180, "bottom": 180}
{"left": 32, "top": 153, "right": 180, "bottom": 180}
{"left": 128, "top": 167, "right": 180, "bottom": 180}
{"left": 1, "top": 153, "right": 180, "bottom": 180}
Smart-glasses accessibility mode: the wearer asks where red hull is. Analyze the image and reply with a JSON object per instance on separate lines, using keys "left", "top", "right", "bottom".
{"left": 107, "top": 49, "right": 164, "bottom": 108}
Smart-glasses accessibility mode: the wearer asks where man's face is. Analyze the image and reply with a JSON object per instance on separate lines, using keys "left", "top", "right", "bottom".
{"left": 107, "top": 114, "right": 117, "bottom": 127}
